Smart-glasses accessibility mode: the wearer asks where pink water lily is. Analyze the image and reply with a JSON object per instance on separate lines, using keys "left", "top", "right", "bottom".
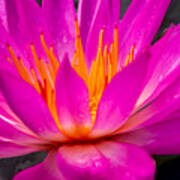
{"left": 0, "top": 0, "right": 179, "bottom": 179}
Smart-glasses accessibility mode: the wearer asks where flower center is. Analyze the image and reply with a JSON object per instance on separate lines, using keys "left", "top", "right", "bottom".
{"left": 6, "top": 19, "right": 135, "bottom": 135}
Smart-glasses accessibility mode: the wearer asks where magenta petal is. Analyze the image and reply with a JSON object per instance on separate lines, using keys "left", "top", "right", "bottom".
{"left": 13, "top": 152, "right": 64, "bottom": 180}
{"left": 78, "top": 0, "right": 98, "bottom": 48}
{"left": 15, "top": 0, "right": 49, "bottom": 56}
{"left": 117, "top": 110, "right": 180, "bottom": 155}
{"left": 0, "top": 91, "right": 28, "bottom": 125}
{"left": 90, "top": 54, "right": 149, "bottom": 137}
{"left": 57, "top": 141, "right": 155, "bottom": 180}
{"left": 0, "top": 0, "right": 47, "bottom": 65}
{"left": 0, "top": 71, "right": 66, "bottom": 141}
{"left": 78, "top": 0, "right": 120, "bottom": 66}
{"left": 0, "top": 0, "right": 8, "bottom": 30}
{"left": 119, "top": 76, "right": 180, "bottom": 132}
{"left": 55, "top": 55, "right": 92, "bottom": 138}
{"left": 0, "top": 0, "right": 19, "bottom": 33}
{"left": 0, "top": 101, "right": 44, "bottom": 144}
{"left": 16, "top": 0, "right": 44, "bottom": 41}
{"left": 0, "top": 0, "right": 15, "bottom": 31}
{"left": 0, "top": 141, "right": 37, "bottom": 158}
{"left": 78, "top": 0, "right": 120, "bottom": 46}
{"left": 0, "top": 92, "right": 46, "bottom": 145}
{"left": 137, "top": 24, "right": 180, "bottom": 107}
{"left": 0, "top": 0, "right": 21, "bottom": 42}
{"left": 0, "top": 106, "right": 46, "bottom": 145}
{"left": 109, "top": 0, "right": 121, "bottom": 23}
{"left": 118, "top": 0, "right": 170, "bottom": 65}
{"left": 42, "top": 0, "right": 75, "bottom": 61}
{"left": 0, "top": 90, "right": 44, "bottom": 145}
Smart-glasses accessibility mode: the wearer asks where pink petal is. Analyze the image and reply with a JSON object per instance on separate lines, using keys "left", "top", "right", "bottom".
{"left": 0, "top": 91, "right": 34, "bottom": 128}
{"left": 0, "top": 0, "right": 21, "bottom": 42}
{"left": 0, "top": 70, "right": 67, "bottom": 141}
{"left": 78, "top": 0, "right": 120, "bottom": 66}
{"left": 0, "top": 2, "right": 39, "bottom": 68}
{"left": 0, "top": 0, "right": 8, "bottom": 30}
{"left": 0, "top": 91, "right": 45, "bottom": 144}
{"left": 0, "top": 92, "right": 47, "bottom": 145}
{"left": 90, "top": 53, "right": 149, "bottom": 137}
{"left": 119, "top": 76, "right": 180, "bottom": 132}
{"left": 137, "top": 24, "right": 180, "bottom": 107}
{"left": 13, "top": 151, "right": 64, "bottom": 180}
{"left": 0, "top": 91, "right": 24, "bottom": 124}
{"left": 78, "top": 0, "right": 120, "bottom": 46}
{"left": 42, "top": 0, "right": 75, "bottom": 61}
{"left": 57, "top": 141, "right": 155, "bottom": 180}
{"left": 0, "top": 140, "right": 38, "bottom": 158}
{"left": 0, "top": 106, "right": 46, "bottom": 145}
{"left": 0, "top": 0, "right": 19, "bottom": 32}
{"left": 116, "top": 110, "right": 180, "bottom": 155}
{"left": 55, "top": 55, "right": 92, "bottom": 138}
{"left": 1, "top": 0, "right": 48, "bottom": 52}
{"left": 15, "top": 0, "right": 50, "bottom": 58}
{"left": 118, "top": 0, "right": 170, "bottom": 65}
{"left": 0, "top": 0, "right": 59, "bottom": 68}
{"left": 15, "top": 0, "right": 44, "bottom": 41}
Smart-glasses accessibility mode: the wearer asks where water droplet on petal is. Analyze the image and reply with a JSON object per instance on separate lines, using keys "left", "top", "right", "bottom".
{"left": 62, "top": 36, "right": 68, "bottom": 43}
{"left": 159, "top": 75, "right": 163, "bottom": 82}
{"left": 173, "top": 94, "right": 180, "bottom": 99}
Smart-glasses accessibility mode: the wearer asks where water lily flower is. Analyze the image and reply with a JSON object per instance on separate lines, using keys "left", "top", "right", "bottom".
{"left": 0, "top": 0, "right": 180, "bottom": 179}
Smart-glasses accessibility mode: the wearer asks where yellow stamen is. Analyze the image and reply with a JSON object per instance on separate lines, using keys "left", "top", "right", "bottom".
{"left": 40, "top": 33, "right": 59, "bottom": 72}
{"left": 72, "top": 23, "right": 134, "bottom": 122}
{"left": 129, "top": 45, "right": 135, "bottom": 63}
{"left": 124, "top": 45, "right": 135, "bottom": 67}
{"left": 72, "top": 18, "right": 88, "bottom": 84}
{"left": 7, "top": 45, "right": 24, "bottom": 77}
{"left": 114, "top": 27, "right": 119, "bottom": 69}
{"left": 124, "top": 54, "right": 130, "bottom": 67}
{"left": 18, "top": 57, "right": 32, "bottom": 84}
{"left": 46, "top": 61, "right": 55, "bottom": 81}
{"left": 30, "top": 68, "right": 41, "bottom": 93}
{"left": 49, "top": 45, "right": 59, "bottom": 72}
{"left": 107, "top": 54, "right": 112, "bottom": 83}
{"left": 6, "top": 56, "right": 12, "bottom": 64}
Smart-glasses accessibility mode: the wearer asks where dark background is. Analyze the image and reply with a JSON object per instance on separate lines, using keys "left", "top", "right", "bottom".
{"left": 0, "top": 0, "right": 180, "bottom": 179}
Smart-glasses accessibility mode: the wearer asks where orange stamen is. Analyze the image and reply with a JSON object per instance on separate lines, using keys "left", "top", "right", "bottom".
{"left": 6, "top": 38, "right": 64, "bottom": 133}
{"left": 7, "top": 45, "right": 24, "bottom": 77}
{"left": 114, "top": 27, "right": 119, "bottom": 69}
{"left": 6, "top": 56, "right": 12, "bottom": 64}
{"left": 40, "top": 33, "right": 59, "bottom": 72}
{"left": 129, "top": 45, "right": 135, "bottom": 63}
{"left": 18, "top": 57, "right": 32, "bottom": 84}
{"left": 124, "top": 45, "right": 135, "bottom": 67}
{"left": 30, "top": 68, "right": 41, "bottom": 93}
{"left": 124, "top": 54, "right": 130, "bottom": 67}
{"left": 72, "top": 18, "right": 88, "bottom": 84}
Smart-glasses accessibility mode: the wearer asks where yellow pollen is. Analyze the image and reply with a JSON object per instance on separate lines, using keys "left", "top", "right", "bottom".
{"left": 72, "top": 19, "right": 88, "bottom": 84}
{"left": 6, "top": 19, "right": 135, "bottom": 137}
